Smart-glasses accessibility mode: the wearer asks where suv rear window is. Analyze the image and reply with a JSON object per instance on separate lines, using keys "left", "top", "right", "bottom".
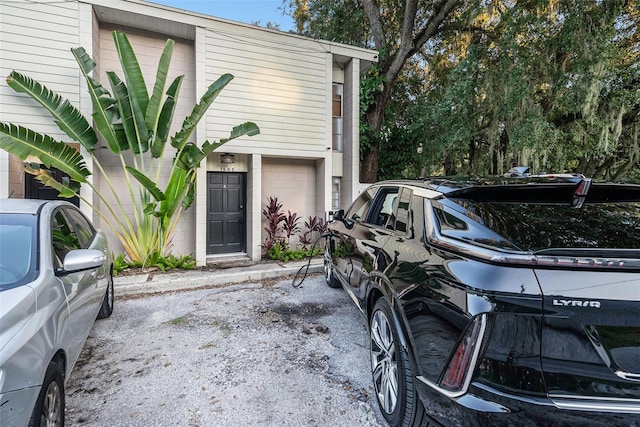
{"left": 444, "top": 199, "right": 640, "bottom": 252}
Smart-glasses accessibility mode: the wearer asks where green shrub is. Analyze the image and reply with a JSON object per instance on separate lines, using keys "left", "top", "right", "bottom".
{"left": 113, "top": 252, "right": 196, "bottom": 275}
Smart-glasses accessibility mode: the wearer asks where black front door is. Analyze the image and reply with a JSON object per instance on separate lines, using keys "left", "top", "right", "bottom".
{"left": 207, "top": 172, "right": 246, "bottom": 254}
{"left": 25, "top": 167, "right": 80, "bottom": 206}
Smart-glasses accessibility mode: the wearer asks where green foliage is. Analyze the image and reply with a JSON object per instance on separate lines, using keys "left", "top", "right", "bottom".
{"left": 267, "top": 241, "right": 322, "bottom": 263}
{"left": 1, "top": 31, "right": 259, "bottom": 266}
{"left": 112, "top": 253, "right": 129, "bottom": 275}
{"left": 290, "top": 0, "right": 639, "bottom": 181}
{"left": 414, "top": 0, "right": 640, "bottom": 178}
{"left": 126, "top": 252, "right": 197, "bottom": 272}
{"left": 284, "top": 0, "right": 370, "bottom": 46}
{"left": 261, "top": 196, "right": 325, "bottom": 261}
{"left": 113, "top": 252, "right": 196, "bottom": 275}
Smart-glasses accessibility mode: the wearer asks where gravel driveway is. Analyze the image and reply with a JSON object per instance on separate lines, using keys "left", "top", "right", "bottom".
{"left": 65, "top": 275, "right": 385, "bottom": 426}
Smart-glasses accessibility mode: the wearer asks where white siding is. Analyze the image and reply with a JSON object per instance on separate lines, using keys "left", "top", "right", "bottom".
{"left": 96, "top": 24, "right": 197, "bottom": 256}
{"left": 204, "top": 24, "right": 330, "bottom": 155}
{"left": 0, "top": 1, "right": 81, "bottom": 136}
{"left": 0, "top": 0, "right": 376, "bottom": 259}
{"left": 0, "top": 0, "right": 81, "bottom": 197}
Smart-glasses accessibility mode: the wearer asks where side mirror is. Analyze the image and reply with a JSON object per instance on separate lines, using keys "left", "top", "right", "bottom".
{"left": 333, "top": 209, "right": 355, "bottom": 230}
{"left": 58, "top": 249, "right": 106, "bottom": 275}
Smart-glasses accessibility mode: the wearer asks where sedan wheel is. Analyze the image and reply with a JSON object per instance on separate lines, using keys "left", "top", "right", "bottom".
{"left": 370, "top": 298, "right": 428, "bottom": 427}
{"left": 97, "top": 269, "right": 114, "bottom": 319}
{"left": 30, "top": 362, "right": 64, "bottom": 427}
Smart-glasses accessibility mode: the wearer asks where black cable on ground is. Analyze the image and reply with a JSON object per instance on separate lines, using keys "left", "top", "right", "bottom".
{"left": 291, "top": 232, "right": 334, "bottom": 288}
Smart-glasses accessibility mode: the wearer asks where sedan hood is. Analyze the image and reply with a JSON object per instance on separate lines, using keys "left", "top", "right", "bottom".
{"left": 0, "top": 285, "right": 36, "bottom": 352}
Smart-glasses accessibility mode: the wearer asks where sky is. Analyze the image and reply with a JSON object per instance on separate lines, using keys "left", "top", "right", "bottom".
{"left": 148, "top": 0, "right": 295, "bottom": 31}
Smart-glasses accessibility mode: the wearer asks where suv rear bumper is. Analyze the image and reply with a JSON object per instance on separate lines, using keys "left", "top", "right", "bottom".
{"left": 416, "top": 380, "right": 640, "bottom": 426}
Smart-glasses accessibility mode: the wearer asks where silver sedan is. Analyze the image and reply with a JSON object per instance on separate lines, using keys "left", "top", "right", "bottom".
{"left": 0, "top": 199, "right": 114, "bottom": 427}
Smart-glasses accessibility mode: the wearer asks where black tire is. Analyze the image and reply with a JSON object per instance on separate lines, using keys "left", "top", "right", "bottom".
{"left": 29, "top": 361, "right": 65, "bottom": 427}
{"left": 370, "top": 298, "right": 428, "bottom": 427}
{"left": 324, "top": 247, "right": 341, "bottom": 288}
{"left": 97, "top": 268, "right": 114, "bottom": 319}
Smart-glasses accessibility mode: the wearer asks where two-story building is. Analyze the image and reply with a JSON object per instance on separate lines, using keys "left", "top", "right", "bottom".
{"left": 0, "top": 0, "right": 377, "bottom": 264}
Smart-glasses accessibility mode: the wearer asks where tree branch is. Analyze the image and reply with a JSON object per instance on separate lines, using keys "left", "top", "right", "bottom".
{"left": 361, "top": 0, "right": 385, "bottom": 49}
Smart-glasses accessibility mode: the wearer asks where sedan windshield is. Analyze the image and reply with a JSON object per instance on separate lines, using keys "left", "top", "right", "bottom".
{"left": 0, "top": 213, "right": 37, "bottom": 288}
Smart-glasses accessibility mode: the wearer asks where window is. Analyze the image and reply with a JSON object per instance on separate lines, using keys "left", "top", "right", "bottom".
{"left": 366, "top": 187, "right": 399, "bottom": 227}
{"left": 64, "top": 208, "right": 95, "bottom": 248}
{"left": 0, "top": 213, "right": 36, "bottom": 287}
{"left": 52, "top": 210, "right": 81, "bottom": 269}
{"left": 393, "top": 188, "right": 412, "bottom": 233}
{"left": 347, "top": 187, "right": 377, "bottom": 221}
{"left": 332, "top": 83, "right": 343, "bottom": 152}
{"left": 332, "top": 177, "right": 341, "bottom": 210}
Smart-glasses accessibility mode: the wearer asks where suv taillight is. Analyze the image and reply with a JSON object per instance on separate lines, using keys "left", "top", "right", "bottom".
{"left": 441, "top": 314, "right": 487, "bottom": 392}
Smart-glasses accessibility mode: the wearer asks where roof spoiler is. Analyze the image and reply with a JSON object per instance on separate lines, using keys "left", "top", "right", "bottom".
{"left": 445, "top": 181, "right": 640, "bottom": 205}
{"left": 571, "top": 178, "right": 591, "bottom": 208}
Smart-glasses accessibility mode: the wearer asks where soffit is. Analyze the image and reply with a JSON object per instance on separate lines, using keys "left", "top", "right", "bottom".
{"left": 93, "top": 5, "right": 195, "bottom": 40}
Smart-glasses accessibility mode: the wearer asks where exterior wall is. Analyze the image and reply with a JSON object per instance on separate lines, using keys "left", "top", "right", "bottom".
{"left": 0, "top": 0, "right": 81, "bottom": 198}
{"left": 261, "top": 157, "right": 317, "bottom": 248}
{"left": 7, "top": 155, "right": 24, "bottom": 198}
{"left": 343, "top": 59, "right": 361, "bottom": 207}
{"left": 202, "top": 23, "right": 330, "bottom": 158}
{"left": 95, "top": 24, "right": 197, "bottom": 256}
{"left": 0, "top": 0, "right": 377, "bottom": 264}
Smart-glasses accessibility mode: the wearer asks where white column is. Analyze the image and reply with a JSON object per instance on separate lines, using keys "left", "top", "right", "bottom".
{"left": 78, "top": 2, "right": 94, "bottom": 217}
{"left": 343, "top": 58, "right": 361, "bottom": 204}
{"left": 248, "top": 154, "right": 262, "bottom": 261}
{"left": 195, "top": 27, "right": 208, "bottom": 266}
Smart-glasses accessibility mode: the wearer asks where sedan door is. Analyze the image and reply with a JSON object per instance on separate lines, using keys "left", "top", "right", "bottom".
{"left": 51, "top": 208, "right": 100, "bottom": 369}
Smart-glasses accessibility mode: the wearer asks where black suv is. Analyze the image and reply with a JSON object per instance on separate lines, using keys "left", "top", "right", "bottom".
{"left": 324, "top": 177, "right": 640, "bottom": 427}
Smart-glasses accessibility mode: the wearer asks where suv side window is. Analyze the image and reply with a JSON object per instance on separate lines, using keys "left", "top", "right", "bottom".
{"left": 64, "top": 208, "right": 95, "bottom": 248}
{"left": 392, "top": 187, "right": 412, "bottom": 233}
{"left": 366, "top": 187, "right": 399, "bottom": 227}
{"left": 51, "top": 209, "right": 82, "bottom": 269}
{"left": 347, "top": 187, "right": 378, "bottom": 221}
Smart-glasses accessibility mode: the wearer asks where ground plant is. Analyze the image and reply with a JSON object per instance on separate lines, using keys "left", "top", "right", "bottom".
{"left": 0, "top": 31, "right": 259, "bottom": 267}
{"left": 261, "top": 196, "right": 325, "bottom": 261}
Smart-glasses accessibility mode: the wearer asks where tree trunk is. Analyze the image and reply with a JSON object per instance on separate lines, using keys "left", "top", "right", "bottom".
{"left": 360, "top": 87, "right": 392, "bottom": 183}
{"left": 361, "top": 143, "right": 379, "bottom": 183}
{"left": 358, "top": 0, "right": 461, "bottom": 182}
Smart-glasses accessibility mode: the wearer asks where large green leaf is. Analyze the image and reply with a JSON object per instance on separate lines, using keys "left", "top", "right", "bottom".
{"left": 6, "top": 71, "right": 98, "bottom": 151}
{"left": 107, "top": 72, "right": 149, "bottom": 154}
{"left": 72, "top": 47, "right": 122, "bottom": 153}
{"left": 171, "top": 74, "right": 234, "bottom": 150}
{"left": 161, "top": 168, "right": 194, "bottom": 218}
{"left": 0, "top": 123, "right": 90, "bottom": 182}
{"left": 174, "top": 122, "right": 260, "bottom": 170}
{"left": 125, "top": 166, "right": 166, "bottom": 201}
{"left": 112, "top": 31, "right": 149, "bottom": 117}
{"left": 201, "top": 122, "right": 260, "bottom": 159}
{"left": 203, "top": 122, "right": 260, "bottom": 157}
{"left": 174, "top": 143, "right": 204, "bottom": 170}
{"left": 146, "top": 39, "right": 175, "bottom": 132}
{"left": 151, "top": 76, "right": 183, "bottom": 158}
{"left": 24, "top": 164, "right": 80, "bottom": 198}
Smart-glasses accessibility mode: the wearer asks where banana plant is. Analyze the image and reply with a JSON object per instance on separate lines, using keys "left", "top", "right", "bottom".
{"left": 0, "top": 31, "right": 259, "bottom": 265}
